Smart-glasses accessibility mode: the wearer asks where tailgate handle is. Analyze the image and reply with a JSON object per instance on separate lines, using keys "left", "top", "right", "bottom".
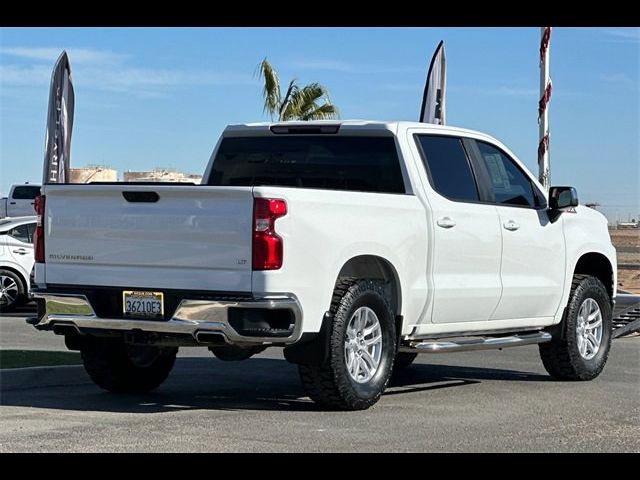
{"left": 122, "top": 191, "right": 159, "bottom": 203}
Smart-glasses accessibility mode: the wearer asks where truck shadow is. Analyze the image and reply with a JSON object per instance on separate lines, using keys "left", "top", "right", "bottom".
{"left": 0, "top": 302, "right": 37, "bottom": 318}
{"left": 1, "top": 356, "right": 551, "bottom": 414}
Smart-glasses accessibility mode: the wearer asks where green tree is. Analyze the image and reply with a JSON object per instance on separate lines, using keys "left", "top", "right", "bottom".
{"left": 257, "top": 58, "right": 339, "bottom": 121}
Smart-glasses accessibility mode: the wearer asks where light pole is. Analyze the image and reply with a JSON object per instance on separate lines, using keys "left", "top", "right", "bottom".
{"left": 538, "top": 27, "right": 552, "bottom": 191}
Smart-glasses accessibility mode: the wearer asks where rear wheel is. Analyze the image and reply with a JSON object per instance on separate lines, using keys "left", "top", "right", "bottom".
{"left": 81, "top": 337, "right": 177, "bottom": 393}
{"left": 539, "top": 274, "right": 612, "bottom": 381}
{"left": 0, "top": 269, "right": 25, "bottom": 312}
{"left": 298, "top": 278, "right": 396, "bottom": 410}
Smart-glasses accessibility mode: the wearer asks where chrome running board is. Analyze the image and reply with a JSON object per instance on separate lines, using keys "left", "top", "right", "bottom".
{"left": 400, "top": 331, "right": 552, "bottom": 354}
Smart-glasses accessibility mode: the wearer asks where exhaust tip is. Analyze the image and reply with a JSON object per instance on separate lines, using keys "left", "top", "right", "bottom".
{"left": 195, "top": 331, "right": 227, "bottom": 345}
{"left": 52, "top": 324, "right": 80, "bottom": 336}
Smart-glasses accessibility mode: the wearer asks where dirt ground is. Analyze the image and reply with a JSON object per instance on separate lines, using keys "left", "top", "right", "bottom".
{"left": 610, "top": 229, "right": 640, "bottom": 249}
{"left": 610, "top": 229, "right": 640, "bottom": 294}
{"left": 617, "top": 270, "right": 640, "bottom": 294}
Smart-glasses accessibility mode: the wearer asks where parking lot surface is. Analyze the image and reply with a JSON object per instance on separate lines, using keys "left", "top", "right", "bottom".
{"left": 1, "top": 309, "right": 638, "bottom": 452}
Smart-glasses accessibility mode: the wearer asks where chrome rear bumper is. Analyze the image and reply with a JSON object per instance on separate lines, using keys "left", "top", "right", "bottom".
{"left": 32, "top": 291, "right": 303, "bottom": 346}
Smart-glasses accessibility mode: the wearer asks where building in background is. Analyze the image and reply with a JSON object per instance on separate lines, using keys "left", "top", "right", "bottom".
{"left": 123, "top": 168, "right": 202, "bottom": 184}
{"left": 69, "top": 165, "right": 117, "bottom": 183}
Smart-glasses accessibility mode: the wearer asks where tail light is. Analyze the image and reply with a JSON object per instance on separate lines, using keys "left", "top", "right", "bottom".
{"left": 33, "top": 194, "right": 45, "bottom": 263}
{"left": 252, "top": 198, "right": 287, "bottom": 270}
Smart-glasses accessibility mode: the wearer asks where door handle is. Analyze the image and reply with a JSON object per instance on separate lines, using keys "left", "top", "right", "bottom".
{"left": 9, "top": 202, "right": 16, "bottom": 205}
{"left": 503, "top": 220, "right": 520, "bottom": 231}
{"left": 12, "top": 248, "right": 29, "bottom": 255}
{"left": 437, "top": 217, "right": 456, "bottom": 229}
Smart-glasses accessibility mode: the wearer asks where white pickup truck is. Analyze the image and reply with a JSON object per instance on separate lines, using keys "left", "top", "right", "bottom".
{"left": 1, "top": 184, "right": 42, "bottom": 219}
{"left": 30, "top": 121, "right": 617, "bottom": 410}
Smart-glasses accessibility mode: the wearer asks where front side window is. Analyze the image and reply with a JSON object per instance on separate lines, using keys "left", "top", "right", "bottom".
{"left": 415, "top": 135, "right": 479, "bottom": 202}
{"left": 476, "top": 141, "right": 537, "bottom": 208}
{"left": 12, "top": 186, "right": 40, "bottom": 200}
{"left": 9, "top": 223, "right": 34, "bottom": 244}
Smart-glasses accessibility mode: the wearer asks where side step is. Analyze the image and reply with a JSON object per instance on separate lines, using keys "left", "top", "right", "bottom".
{"left": 400, "top": 331, "right": 552, "bottom": 354}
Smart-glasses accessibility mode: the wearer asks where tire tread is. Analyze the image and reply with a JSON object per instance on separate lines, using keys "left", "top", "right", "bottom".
{"left": 299, "top": 277, "right": 395, "bottom": 410}
{"left": 539, "top": 274, "right": 611, "bottom": 381}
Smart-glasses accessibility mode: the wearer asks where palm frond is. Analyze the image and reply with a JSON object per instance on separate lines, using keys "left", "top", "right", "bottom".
{"left": 278, "top": 79, "right": 298, "bottom": 121}
{"left": 299, "top": 83, "right": 327, "bottom": 102}
{"left": 281, "top": 88, "right": 305, "bottom": 120}
{"left": 255, "top": 59, "right": 339, "bottom": 121}
{"left": 257, "top": 58, "right": 280, "bottom": 119}
{"left": 282, "top": 83, "right": 329, "bottom": 120}
{"left": 301, "top": 103, "right": 339, "bottom": 120}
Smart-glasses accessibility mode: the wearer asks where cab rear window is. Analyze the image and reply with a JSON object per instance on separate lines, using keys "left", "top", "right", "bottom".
{"left": 12, "top": 186, "right": 40, "bottom": 199}
{"left": 208, "top": 136, "right": 406, "bottom": 194}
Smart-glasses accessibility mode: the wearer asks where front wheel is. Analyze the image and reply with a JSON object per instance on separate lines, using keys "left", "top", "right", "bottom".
{"left": 539, "top": 274, "right": 612, "bottom": 381}
{"left": 298, "top": 278, "right": 396, "bottom": 410}
{"left": 0, "top": 269, "right": 26, "bottom": 312}
{"left": 81, "top": 337, "right": 177, "bottom": 393}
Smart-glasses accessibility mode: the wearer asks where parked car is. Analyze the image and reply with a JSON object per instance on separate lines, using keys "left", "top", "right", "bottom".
{"left": 30, "top": 121, "right": 617, "bottom": 410}
{"left": 1, "top": 184, "right": 42, "bottom": 219}
{"left": 0, "top": 216, "right": 36, "bottom": 310}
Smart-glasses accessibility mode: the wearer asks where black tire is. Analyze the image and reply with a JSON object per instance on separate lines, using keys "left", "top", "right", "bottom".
{"left": 209, "top": 345, "right": 265, "bottom": 361}
{"left": 539, "top": 274, "right": 612, "bottom": 381}
{"left": 81, "top": 337, "right": 177, "bottom": 393}
{"left": 298, "top": 278, "right": 396, "bottom": 411}
{"left": 394, "top": 352, "right": 418, "bottom": 370}
{"left": 0, "top": 269, "right": 26, "bottom": 312}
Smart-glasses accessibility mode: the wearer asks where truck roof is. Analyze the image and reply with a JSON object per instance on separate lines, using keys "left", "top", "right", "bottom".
{"left": 224, "top": 120, "right": 499, "bottom": 142}
{"left": 0, "top": 215, "right": 37, "bottom": 228}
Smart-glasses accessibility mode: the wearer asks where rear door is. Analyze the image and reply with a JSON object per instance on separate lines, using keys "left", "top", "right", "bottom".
{"left": 43, "top": 184, "right": 254, "bottom": 292}
{"left": 471, "top": 140, "right": 565, "bottom": 320}
{"left": 411, "top": 133, "right": 503, "bottom": 324}
{"left": 6, "top": 221, "right": 35, "bottom": 275}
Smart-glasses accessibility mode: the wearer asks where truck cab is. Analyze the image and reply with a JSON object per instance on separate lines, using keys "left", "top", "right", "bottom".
{"left": 1, "top": 184, "right": 42, "bottom": 219}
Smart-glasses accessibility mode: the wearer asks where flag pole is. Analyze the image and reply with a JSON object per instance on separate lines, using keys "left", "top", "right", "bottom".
{"left": 538, "top": 27, "right": 552, "bottom": 191}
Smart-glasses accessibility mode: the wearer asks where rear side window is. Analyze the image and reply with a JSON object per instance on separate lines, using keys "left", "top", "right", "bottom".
{"left": 208, "top": 136, "right": 406, "bottom": 194}
{"left": 9, "top": 223, "right": 35, "bottom": 244}
{"left": 415, "top": 135, "right": 479, "bottom": 202}
{"left": 476, "top": 141, "right": 537, "bottom": 208}
{"left": 12, "top": 186, "right": 40, "bottom": 200}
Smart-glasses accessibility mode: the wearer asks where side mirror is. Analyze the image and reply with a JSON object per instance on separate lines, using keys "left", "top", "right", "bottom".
{"left": 549, "top": 186, "right": 578, "bottom": 211}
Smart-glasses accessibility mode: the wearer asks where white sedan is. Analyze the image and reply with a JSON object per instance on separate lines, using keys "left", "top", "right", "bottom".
{"left": 0, "top": 216, "right": 36, "bottom": 311}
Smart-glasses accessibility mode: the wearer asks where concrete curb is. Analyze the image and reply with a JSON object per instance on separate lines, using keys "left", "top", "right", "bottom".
{"left": 0, "top": 365, "right": 90, "bottom": 392}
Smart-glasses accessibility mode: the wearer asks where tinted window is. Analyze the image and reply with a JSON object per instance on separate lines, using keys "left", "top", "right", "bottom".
{"left": 12, "top": 186, "right": 40, "bottom": 200}
{"left": 416, "top": 135, "right": 479, "bottom": 202}
{"left": 476, "top": 141, "right": 536, "bottom": 208}
{"left": 208, "top": 136, "right": 405, "bottom": 194}
{"left": 9, "top": 223, "right": 35, "bottom": 244}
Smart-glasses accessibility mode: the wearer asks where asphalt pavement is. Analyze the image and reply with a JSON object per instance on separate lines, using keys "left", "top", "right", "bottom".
{"left": 1, "top": 305, "right": 639, "bottom": 452}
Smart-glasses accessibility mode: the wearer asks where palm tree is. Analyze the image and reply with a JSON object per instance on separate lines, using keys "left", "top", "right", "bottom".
{"left": 257, "top": 58, "right": 339, "bottom": 121}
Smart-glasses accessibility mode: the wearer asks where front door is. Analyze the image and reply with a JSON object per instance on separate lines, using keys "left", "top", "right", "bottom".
{"left": 473, "top": 140, "right": 565, "bottom": 320}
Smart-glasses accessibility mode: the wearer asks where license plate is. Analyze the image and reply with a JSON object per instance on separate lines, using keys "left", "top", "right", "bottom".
{"left": 122, "top": 290, "right": 164, "bottom": 318}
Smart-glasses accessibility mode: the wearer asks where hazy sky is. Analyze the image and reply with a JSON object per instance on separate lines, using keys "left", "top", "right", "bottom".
{"left": 1, "top": 27, "right": 638, "bottom": 221}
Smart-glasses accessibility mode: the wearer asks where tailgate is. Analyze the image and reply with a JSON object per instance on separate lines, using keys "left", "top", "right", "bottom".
{"left": 42, "top": 184, "right": 254, "bottom": 292}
